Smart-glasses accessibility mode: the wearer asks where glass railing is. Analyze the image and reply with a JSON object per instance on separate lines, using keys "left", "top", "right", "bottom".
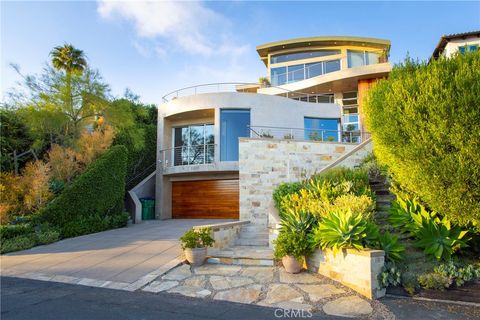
{"left": 249, "top": 125, "right": 370, "bottom": 144}
{"left": 271, "top": 59, "right": 341, "bottom": 86}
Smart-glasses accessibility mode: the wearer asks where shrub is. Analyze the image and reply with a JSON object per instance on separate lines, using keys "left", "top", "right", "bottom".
{"left": 274, "top": 168, "right": 374, "bottom": 219}
{"left": 35, "top": 229, "right": 60, "bottom": 245}
{"left": 75, "top": 125, "right": 114, "bottom": 167}
{"left": 417, "top": 272, "right": 452, "bottom": 290}
{"left": 47, "top": 144, "right": 79, "bottom": 183}
{"left": 377, "top": 232, "right": 405, "bottom": 262}
{"left": 0, "top": 223, "right": 34, "bottom": 240}
{"left": 332, "top": 194, "right": 375, "bottom": 220}
{"left": 179, "top": 228, "right": 215, "bottom": 249}
{"left": 0, "top": 235, "right": 37, "bottom": 254}
{"left": 274, "top": 231, "right": 312, "bottom": 262}
{"left": 273, "top": 182, "right": 302, "bottom": 216}
{"left": 310, "top": 210, "right": 379, "bottom": 253}
{"left": 364, "top": 52, "right": 480, "bottom": 230}
{"left": 38, "top": 145, "right": 127, "bottom": 237}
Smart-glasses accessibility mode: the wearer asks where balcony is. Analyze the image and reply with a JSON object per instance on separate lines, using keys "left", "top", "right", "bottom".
{"left": 158, "top": 144, "right": 239, "bottom": 175}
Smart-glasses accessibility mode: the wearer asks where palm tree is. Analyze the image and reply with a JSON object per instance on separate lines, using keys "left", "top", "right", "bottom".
{"left": 50, "top": 44, "right": 87, "bottom": 74}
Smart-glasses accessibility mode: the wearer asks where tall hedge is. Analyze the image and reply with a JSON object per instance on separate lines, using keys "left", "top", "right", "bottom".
{"left": 364, "top": 52, "right": 480, "bottom": 229}
{"left": 38, "top": 145, "right": 128, "bottom": 230}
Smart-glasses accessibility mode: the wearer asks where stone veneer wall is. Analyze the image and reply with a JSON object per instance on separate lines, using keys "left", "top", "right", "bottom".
{"left": 307, "top": 248, "right": 386, "bottom": 299}
{"left": 194, "top": 221, "right": 249, "bottom": 250}
{"left": 238, "top": 138, "right": 373, "bottom": 228}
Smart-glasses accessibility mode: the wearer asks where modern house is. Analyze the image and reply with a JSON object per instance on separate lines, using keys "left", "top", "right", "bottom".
{"left": 151, "top": 36, "right": 392, "bottom": 226}
{"left": 432, "top": 30, "right": 480, "bottom": 59}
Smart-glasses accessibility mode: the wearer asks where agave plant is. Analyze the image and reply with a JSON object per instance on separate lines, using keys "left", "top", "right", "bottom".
{"left": 279, "top": 208, "right": 317, "bottom": 234}
{"left": 310, "top": 210, "right": 376, "bottom": 253}
{"left": 377, "top": 232, "right": 405, "bottom": 262}
{"left": 415, "top": 219, "right": 469, "bottom": 261}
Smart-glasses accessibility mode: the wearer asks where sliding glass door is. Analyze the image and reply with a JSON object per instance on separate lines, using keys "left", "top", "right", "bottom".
{"left": 173, "top": 124, "right": 214, "bottom": 166}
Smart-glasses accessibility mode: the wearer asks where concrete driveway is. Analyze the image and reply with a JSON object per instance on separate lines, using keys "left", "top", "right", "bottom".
{"left": 1, "top": 220, "right": 232, "bottom": 289}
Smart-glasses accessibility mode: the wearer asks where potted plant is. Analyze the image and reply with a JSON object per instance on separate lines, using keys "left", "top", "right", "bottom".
{"left": 273, "top": 231, "right": 311, "bottom": 273}
{"left": 258, "top": 76, "right": 270, "bottom": 88}
{"left": 179, "top": 227, "right": 215, "bottom": 266}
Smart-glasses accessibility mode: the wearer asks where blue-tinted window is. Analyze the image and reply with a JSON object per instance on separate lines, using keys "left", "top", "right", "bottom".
{"left": 220, "top": 109, "right": 250, "bottom": 161}
{"left": 468, "top": 45, "right": 478, "bottom": 52}
{"left": 459, "top": 46, "right": 466, "bottom": 54}
{"left": 347, "top": 50, "right": 381, "bottom": 68}
{"left": 271, "top": 67, "right": 286, "bottom": 86}
{"left": 325, "top": 60, "right": 341, "bottom": 73}
{"left": 304, "top": 117, "right": 339, "bottom": 142}
{"left": 288, "top": 64, "right": 304, "bottom": 82}
{"left": 306, "top": 62, "right": 323, "bottom": 78}
{"left": 271, "top": 50, "right": 341, "bottom": 64}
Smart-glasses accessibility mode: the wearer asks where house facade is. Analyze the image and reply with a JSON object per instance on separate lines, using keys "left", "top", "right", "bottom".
{"left": 154, "top": 36, "right": 392, "bottom": 222}
{"left": 432, "top": 30, "right": 480, "bottom": 59}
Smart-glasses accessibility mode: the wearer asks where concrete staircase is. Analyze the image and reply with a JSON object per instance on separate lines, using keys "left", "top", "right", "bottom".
{"left": 207, "top": 224, "right": 273, "bottom": 266}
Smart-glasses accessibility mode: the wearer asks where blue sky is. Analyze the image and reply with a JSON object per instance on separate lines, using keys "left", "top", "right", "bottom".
{"left": 1, "top": 1, "right": 479, "bottom": 104}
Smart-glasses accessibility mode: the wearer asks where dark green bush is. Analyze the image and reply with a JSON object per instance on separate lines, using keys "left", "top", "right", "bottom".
{"left": 0, "top": 235, "right": 36, "bottom": 254}
{"left": 38, "top": 145, "right": 128, "bottom": 237}
{"left": 35, "top": 229, "right": 60, "bottom": 245}
{"left": 273, "top": 181, "right": 302, "bottom": 216}
{"left": 364, "top": 52, "right": 480, "bottom": 229}
{"left": 274, "top": 230, "right": 313, "bottom": 262}
{"left": 179, "top": 228, "right": 215, "bottom": 249}
{"left": 0, "top": 224, "right": 34, "bottom": 240}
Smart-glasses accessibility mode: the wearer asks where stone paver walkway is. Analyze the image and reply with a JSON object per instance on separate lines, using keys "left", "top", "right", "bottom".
{"left": 142, "top": 263, "right": 396, "bottom": 319}
{"left": 1, "top": 220, "right": 232, "bottom": 290}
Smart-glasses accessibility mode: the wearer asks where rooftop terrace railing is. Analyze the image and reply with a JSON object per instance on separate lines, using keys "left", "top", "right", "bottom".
{"left": 249, "top": 125, "right": 370, "bottom": 144}
{"left": 161, "top": 82, "right": 336, "bottom": 103}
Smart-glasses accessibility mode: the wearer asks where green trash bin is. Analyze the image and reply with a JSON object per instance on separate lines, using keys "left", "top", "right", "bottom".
{"left": 140, "top": 198, "right": 155, "bottom": 220}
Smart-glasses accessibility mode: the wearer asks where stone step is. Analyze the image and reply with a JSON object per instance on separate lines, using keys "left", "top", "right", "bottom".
{"left": 240, "top": 225, "right": 268, "bottom": 233}
{"left": 235, "top": 238, "right": 269, "bottom": 246}
{"left": 374, "top": 190, "right": 391, "bottom": 196}
{"left": 237, "top": 231, "right": 269, "bottom": 239}
{"left": 207, "top": 246, "right": 274, "bottom": 266}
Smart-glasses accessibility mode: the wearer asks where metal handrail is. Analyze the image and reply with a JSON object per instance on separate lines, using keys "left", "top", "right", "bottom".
{"left": 159, "top": 143, "right": 216, "bottom": 168}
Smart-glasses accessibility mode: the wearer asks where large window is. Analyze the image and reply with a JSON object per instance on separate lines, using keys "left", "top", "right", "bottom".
{"left": 220, "top": 109, "right": 250, "bottom": 161}
{"left": 304, "top": 117, "right": 340, "bottom": 142}
{"left": 173, "top": 124, "right": 214, "bottom": 166}
{"left": 347, "top": 50, "right": 381, "bottom": 68}
{"left": 341, "top": 92, "right": 361, "bottom": 143}
{"left": 271, "top": 50, "right": 341, "bottom": 64}
{"left": 270, "top": 59, "right": 341, "bottom": 86}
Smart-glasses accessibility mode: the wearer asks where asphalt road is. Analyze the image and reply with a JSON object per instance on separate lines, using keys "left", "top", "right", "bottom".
{"left": 1, "top": 277, "right": 479, "bottom": 320}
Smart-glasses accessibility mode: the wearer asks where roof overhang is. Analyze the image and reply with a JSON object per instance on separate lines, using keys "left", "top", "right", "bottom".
{"left": 256, "top": 36, "right": 391, "bottom": 66}
{"left": 432, "top": 30, "right": 480, "bottom": 59}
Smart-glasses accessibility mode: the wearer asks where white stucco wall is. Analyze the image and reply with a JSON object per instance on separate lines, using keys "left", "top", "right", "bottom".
{"left": 444, "top": 36, "right": 480, "bottom": 58}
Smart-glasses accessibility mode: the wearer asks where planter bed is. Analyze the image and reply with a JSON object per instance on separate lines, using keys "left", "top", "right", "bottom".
{"left": 387, "top": 281, "right": 480, "bottom": 304}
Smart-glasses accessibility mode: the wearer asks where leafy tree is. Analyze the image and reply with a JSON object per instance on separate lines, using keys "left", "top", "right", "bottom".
{"left": 111, "top": 93, "right": 157, "bottom": 189}
{"left": 0, "top": 109, "right": 35, "bottom": 171}
{"left": 8, "top": 45, "right": 134, "bottom": 148}
{"left": 50, "top": 44, "right": 87, "bottom": 74}
{"left": 364, "top": 52, "right": 480, "bottom": 230}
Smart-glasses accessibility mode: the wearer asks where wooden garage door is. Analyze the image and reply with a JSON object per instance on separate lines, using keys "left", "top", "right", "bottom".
{"left": 172, "top": 179, "right": 239, "bottom": 219}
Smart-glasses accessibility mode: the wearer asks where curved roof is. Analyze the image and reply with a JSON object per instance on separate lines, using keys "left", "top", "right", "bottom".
{"left": 256, "top": 36, "right": 391, "bottom": 65}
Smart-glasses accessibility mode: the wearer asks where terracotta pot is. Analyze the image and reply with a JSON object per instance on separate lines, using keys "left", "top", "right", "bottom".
{"left": 184, "top": 247, "right": 207, "bottom": 266}
{"left": 282, "top": 255, "right": 302, "bottom": 274}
